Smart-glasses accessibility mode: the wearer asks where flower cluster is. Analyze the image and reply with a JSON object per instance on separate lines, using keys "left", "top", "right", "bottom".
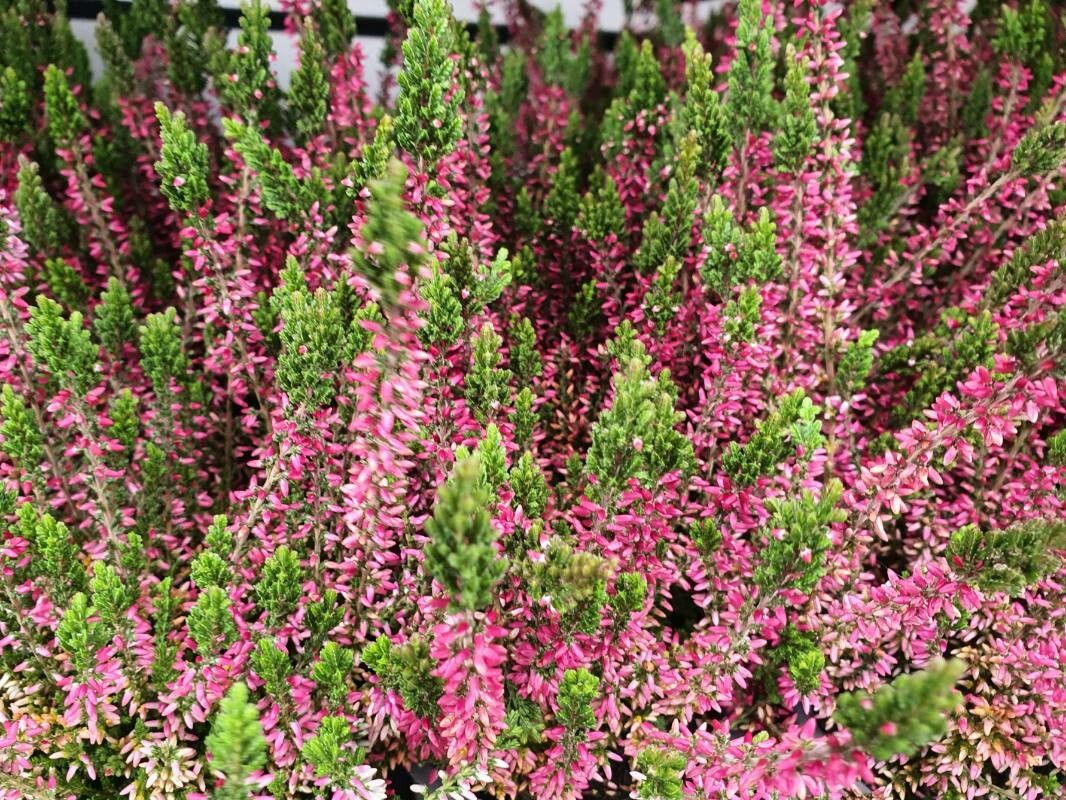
{"left": 0, "top": 0, "right": 1064, "bottom": 799}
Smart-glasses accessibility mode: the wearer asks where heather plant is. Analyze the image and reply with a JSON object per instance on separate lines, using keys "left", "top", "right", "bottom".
{"left": 0, "top": 1, "right": 1064, "bottom": 799}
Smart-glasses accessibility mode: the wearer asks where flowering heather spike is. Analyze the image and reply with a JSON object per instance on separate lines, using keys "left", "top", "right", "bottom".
{"left": 394, "top": 0, "right": 464, "bottom": 169}
{"left": 835, "top": 659, "right": 966, "bottom": 761}
{"left": 205, "top": 682, "right": 267, "bottom": 800}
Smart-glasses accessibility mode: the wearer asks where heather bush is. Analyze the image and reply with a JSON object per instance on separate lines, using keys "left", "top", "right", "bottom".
{"left": 0, "top": 0, "right": 1064, "bottom": 798}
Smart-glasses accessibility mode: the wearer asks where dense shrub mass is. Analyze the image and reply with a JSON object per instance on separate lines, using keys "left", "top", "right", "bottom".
{"left": 0, "top": 0, "right": 1064, "bottom": 798}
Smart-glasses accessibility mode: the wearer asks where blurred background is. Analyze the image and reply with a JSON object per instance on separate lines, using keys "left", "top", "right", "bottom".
{"left": 67, "top": 1, "right": 633, "bottom": 93}
{"left": 67, "top": 2, "right": 731, "bottom": 91}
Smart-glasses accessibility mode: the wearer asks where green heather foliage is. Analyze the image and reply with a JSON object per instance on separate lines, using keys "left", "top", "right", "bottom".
{"left": 255, "top": 545, "right": 305, "bottom": 623}
{"left": 774, "top": 45, "right": 817, "bottom": 170}
{"left": 556, "top": 667, "right": 599, "bottom": 735}
{"left": 755, "top": 480, "right": 845, "bottom": 598}
{"left": 188, "top": 585, "right": 237, "bottom": 655}
{"left": 635, "top": 132, "right": 701, "bottom": 273}
{"left": 634, "top": 747, "right": 686, "bottom": 800}
{"left": 15, "top": 158, "right": 68, "bottom": 254}
{"left": 93, "top": 277, "right": 136, "bottom": 356}
{"left": 837, "top": 329, "right": 880, "bottom": 397}
{"left": 43, "top": 63, "right": 86, "bottom": 147}
{"left": 355, "top": 160, "right": 426, "bottom": 303}
{"left": 224, "top": 118, "right": 318, "bottom": 219}
{"left": 155, "top": 103, "right": 211, "bottom": 214}
{"left": 312, "top": 641, "right": 356, "bottom": 705}
{"left": 679, "top": 30, "right": 729, "bottom": 176}
{"left": 26, "top": 294, "right": 97, "bottom": 394}
{"left": 721, "top": 389, "right": 815, "bottom": 486}
{"left": 835, "top": 659, "right": 966, "bottom": 761}
{"left": 946, "top": 519, "right": 1065, "bottom": 596}
{"left": 879, "top": 308, "right": 998, "bottom": 421}
{"left": 209, "top": 0, "right": 280, "bottom": 123}
{"left": 314, "top": 0, "right": 357, "bottom": 57}
{"left": 1, "top": 384, "right": 43, "bottom": 474}
{"left": 477, "top": 422, "right": 508, "bottom": 491}
{"left": 289, "top": 26, "right": 330, "bottom": 145}
{"left": 423, "top": 454, "right": 506, "bottom": 610}
{"left": 727, "top": 0, "right": 776, "bottom": 140}
{"left": 465, "top": 322, "right": 511, "bottom": 421}
{"left": 362, "top": 634, "right": 443, "bottom": 718}
{"left": 206, "top": 682, "right": 267, "bottom": 800}
{"left": 0, "top": 66, "right": 30, "bottom": 140}
{"left": 250, "top": 637, "right": 292, "bottom": 699}
{"left": 395, "top": 0, "right": 464, "bottom": 168}
{"left": 510, "top": 450, "right": 548, "bottom": 518}
{"left": 586, "top": 335, "right": 694, "bottom": 499}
